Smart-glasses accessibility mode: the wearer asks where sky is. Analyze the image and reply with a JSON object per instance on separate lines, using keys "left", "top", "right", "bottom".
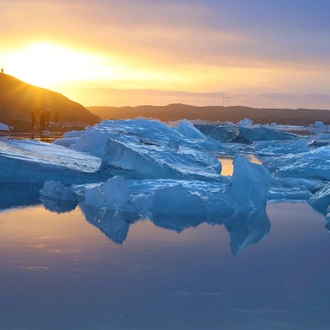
{"left": 1, "top": 0, "right": 330, "bottom": 108}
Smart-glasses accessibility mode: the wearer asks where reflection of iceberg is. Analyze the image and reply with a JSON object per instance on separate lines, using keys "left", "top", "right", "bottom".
{"left": 40, "top": 196, "right": 78, "bottom": 214}
{"left": 77, "top": 200, "right": 270, "bottom": 255}
{"left": 325, "top": 222, "right": 330, "bottom": 233}
{"left": 0, "top": 183, "right": 43, "bottom": 211}
{"left": 79, "top": 202, "right": 140, "bottom": 244}
{"left": 225, "top": 207, "right": 271, "bottom": 256}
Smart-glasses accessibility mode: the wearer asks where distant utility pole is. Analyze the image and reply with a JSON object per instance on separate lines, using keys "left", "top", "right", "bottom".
{"left": 222, "top": 97, "right": 230, "bottom": 107}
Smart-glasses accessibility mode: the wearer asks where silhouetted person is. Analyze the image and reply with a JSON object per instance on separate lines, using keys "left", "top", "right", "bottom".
{"left": 0, "top": 68, "right": 4, "bottom": 74}
{"left": 54, "top": 110, "right": 59, "bottom": 124}
{"left": 31, "top": 110, "right": 36, "bottom": 129}
{"left": 40, "top": 112, "right": 46, "bottom": 131}
{"left": 45, "top": 109, "right": 50, "bottom": 125}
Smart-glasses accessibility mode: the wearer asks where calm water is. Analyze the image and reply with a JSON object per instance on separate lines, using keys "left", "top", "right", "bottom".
{"left": 218, "top": 156, "right": 262, "bottom": 176}
{"left": 0, "top": 185, "right": 329, "bottom": 330}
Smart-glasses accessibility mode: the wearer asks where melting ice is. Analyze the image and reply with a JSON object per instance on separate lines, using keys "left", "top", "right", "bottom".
{"left": 1, "top": 118, "right": 330, "bottom": 252}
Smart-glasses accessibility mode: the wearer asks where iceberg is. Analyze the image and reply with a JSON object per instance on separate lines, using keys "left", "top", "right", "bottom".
{"left": 255, "top": 139, "right": 309, "bottom": 156}
{"left": 0, "top": 140, "right": 105, "bottom": 184}
{"left": 40, "top": 155, "right": 271, "bottom": 219}
{"left": 84, "top": 176, "right": 138, "bottom": 212}
{"left": 263, "top": 146, "right": 330, "bottom": 180}
{"left": 195, "top": 124, "right": 239, "bottom": 142}
{"left": 0, "top": 119, "right": 229, "bottom": 183}
{"left": 39, "top": 180, "right": 79, "bottom": 201}
{"left": 0, "top": 122, "right": 9, "bottom": 131}
{"left": 100, "top": 138, "right": 222, "bottom": 181}
{"left": 195, "top": 123, "right": 298, "bottom": 143}
{"left": 238, "top": 118, "right": 253, "bottom": 128}
{"left": 55, "top": 119, "right": 230, "bottom": 158}
{"left": 175, "top": 119, "right": 206, "bottom": 139}
{"left": 308, "top": 182, "right": 330, "bottom": 216}
{"left": 239, "top": 127, "right": 298, "bottom": 141}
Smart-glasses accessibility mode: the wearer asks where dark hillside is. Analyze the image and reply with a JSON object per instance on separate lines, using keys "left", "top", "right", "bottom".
{"left": 0, "top": 73, "right": 100, "bottom": 125}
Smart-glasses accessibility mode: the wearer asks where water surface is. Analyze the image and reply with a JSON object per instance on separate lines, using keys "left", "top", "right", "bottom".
{"left": 0, "top": 196, "right": 329, "bottom": 330}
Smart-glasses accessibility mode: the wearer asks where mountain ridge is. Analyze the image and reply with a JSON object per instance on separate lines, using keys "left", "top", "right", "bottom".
{"left": 87, "top": 103, "right": 330, "bottom": 125}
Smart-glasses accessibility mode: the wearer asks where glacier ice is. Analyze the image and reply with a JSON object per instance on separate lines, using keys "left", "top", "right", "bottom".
{"left": 39, "top": 180, "right": 79, "bottom": 201}
{"left": 175, "top": 119, "right": 206, "bottom": 139}
{"left": 238, "top": 118, "right": 253, "bottom": 128}
{"left": 308, "top": 182, "right": 330, "bottom": 216}
{"left": 263, "top": 146, "right": 330, "bottom": 180}
{"left": 40, "top": 154, "right": 271, "bottom": 219}
{"left": 255, "top": 139, "right": 309, "bottom": 156}
{"left": 0, "top": 140, "right": 104, "bottom": 184}
{"left": 3, "top": 117, "right": 330, "bottom": 238}
{"left": 84, "top": 176, "right": 138, "bottom": 212}
{"left": 100, "top": 138, "right": 222, "bottom": 180}
{"left": 0, "top": 122, "right": 9, "bottom": 131}
{"left": 239, "top": 127, "right": 298, "bottom": 142}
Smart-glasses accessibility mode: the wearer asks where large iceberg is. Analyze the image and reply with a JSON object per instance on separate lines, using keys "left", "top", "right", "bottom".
{"left": 56, "top": 119, "right": 230, "bottom": 157}
{"left": 100, "top": 138, "right": 222, "bottom": 181}
{"left": 40, "top": 155, "right": 272, "bottom": 218}
{"left": 0, "top": 120, "right": 229, "bottom": 183}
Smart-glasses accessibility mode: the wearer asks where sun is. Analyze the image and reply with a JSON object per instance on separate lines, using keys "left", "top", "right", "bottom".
{"left": 2, "top": 42, "right": 105, "bottom": 88}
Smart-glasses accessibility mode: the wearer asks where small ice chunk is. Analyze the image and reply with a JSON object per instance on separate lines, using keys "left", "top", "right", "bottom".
{"left": 313, "top": 121, "right": 324, "bottom": 128}
{"left": 0, "top": 122, "right": 9, "bottom": 131}
{"left": 85, "top": 175, "right": 137, "bottom": 212}
{"left": 175, "top": 119, "right": 206, "bottom": 139}
{"left": 238, "top": 118, "right": 253, "bottom": 128}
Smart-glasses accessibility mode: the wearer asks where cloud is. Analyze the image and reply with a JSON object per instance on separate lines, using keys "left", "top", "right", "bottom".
{"left": 2, "top": 0, "right": 330, "bottom": 96}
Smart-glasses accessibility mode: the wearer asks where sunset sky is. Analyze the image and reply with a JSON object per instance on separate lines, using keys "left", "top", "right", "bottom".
{"left": 1, "top": 0, "right": 330, "bottom": 108}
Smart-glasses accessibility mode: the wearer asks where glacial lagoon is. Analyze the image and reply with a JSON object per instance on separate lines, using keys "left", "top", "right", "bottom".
{"left": 1, "top": 119, "right": 330, "bottom": 329}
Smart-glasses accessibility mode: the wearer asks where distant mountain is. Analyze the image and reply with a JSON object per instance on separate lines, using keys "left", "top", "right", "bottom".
{"left": 87, "top": 103, "right": 330, "bottom": 125}
{"left": 0, "top": 73, "right": 100, "bottom": 125}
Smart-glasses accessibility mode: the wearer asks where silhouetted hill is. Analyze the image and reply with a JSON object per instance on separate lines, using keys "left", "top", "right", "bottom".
{"left": 87, "top": 103, "right": 330, "bottom": 125}
{"left": 0, "top": 73, "right": 100, "bottom": 125}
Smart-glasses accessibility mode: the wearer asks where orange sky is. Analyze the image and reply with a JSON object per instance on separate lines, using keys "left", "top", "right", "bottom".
{"left": 1, "top": 0, "right": 330, "bottom": 108}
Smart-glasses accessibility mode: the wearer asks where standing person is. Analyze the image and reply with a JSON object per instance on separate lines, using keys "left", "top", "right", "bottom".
{"left": 54, "top": 110, "right": 59, "bottom": 124}
{"left": 40, "top": 112, "right": 46, "bottom": 131}
{"left": 46, "top": 109, "right": 50, "bottom": 125}
{"left": 31, "top": 110, "right": 36, "bottom": 130}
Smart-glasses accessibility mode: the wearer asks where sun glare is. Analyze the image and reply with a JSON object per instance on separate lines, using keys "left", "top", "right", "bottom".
{"left": 2, "top": 42, "right": 107, "bottom": 88}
